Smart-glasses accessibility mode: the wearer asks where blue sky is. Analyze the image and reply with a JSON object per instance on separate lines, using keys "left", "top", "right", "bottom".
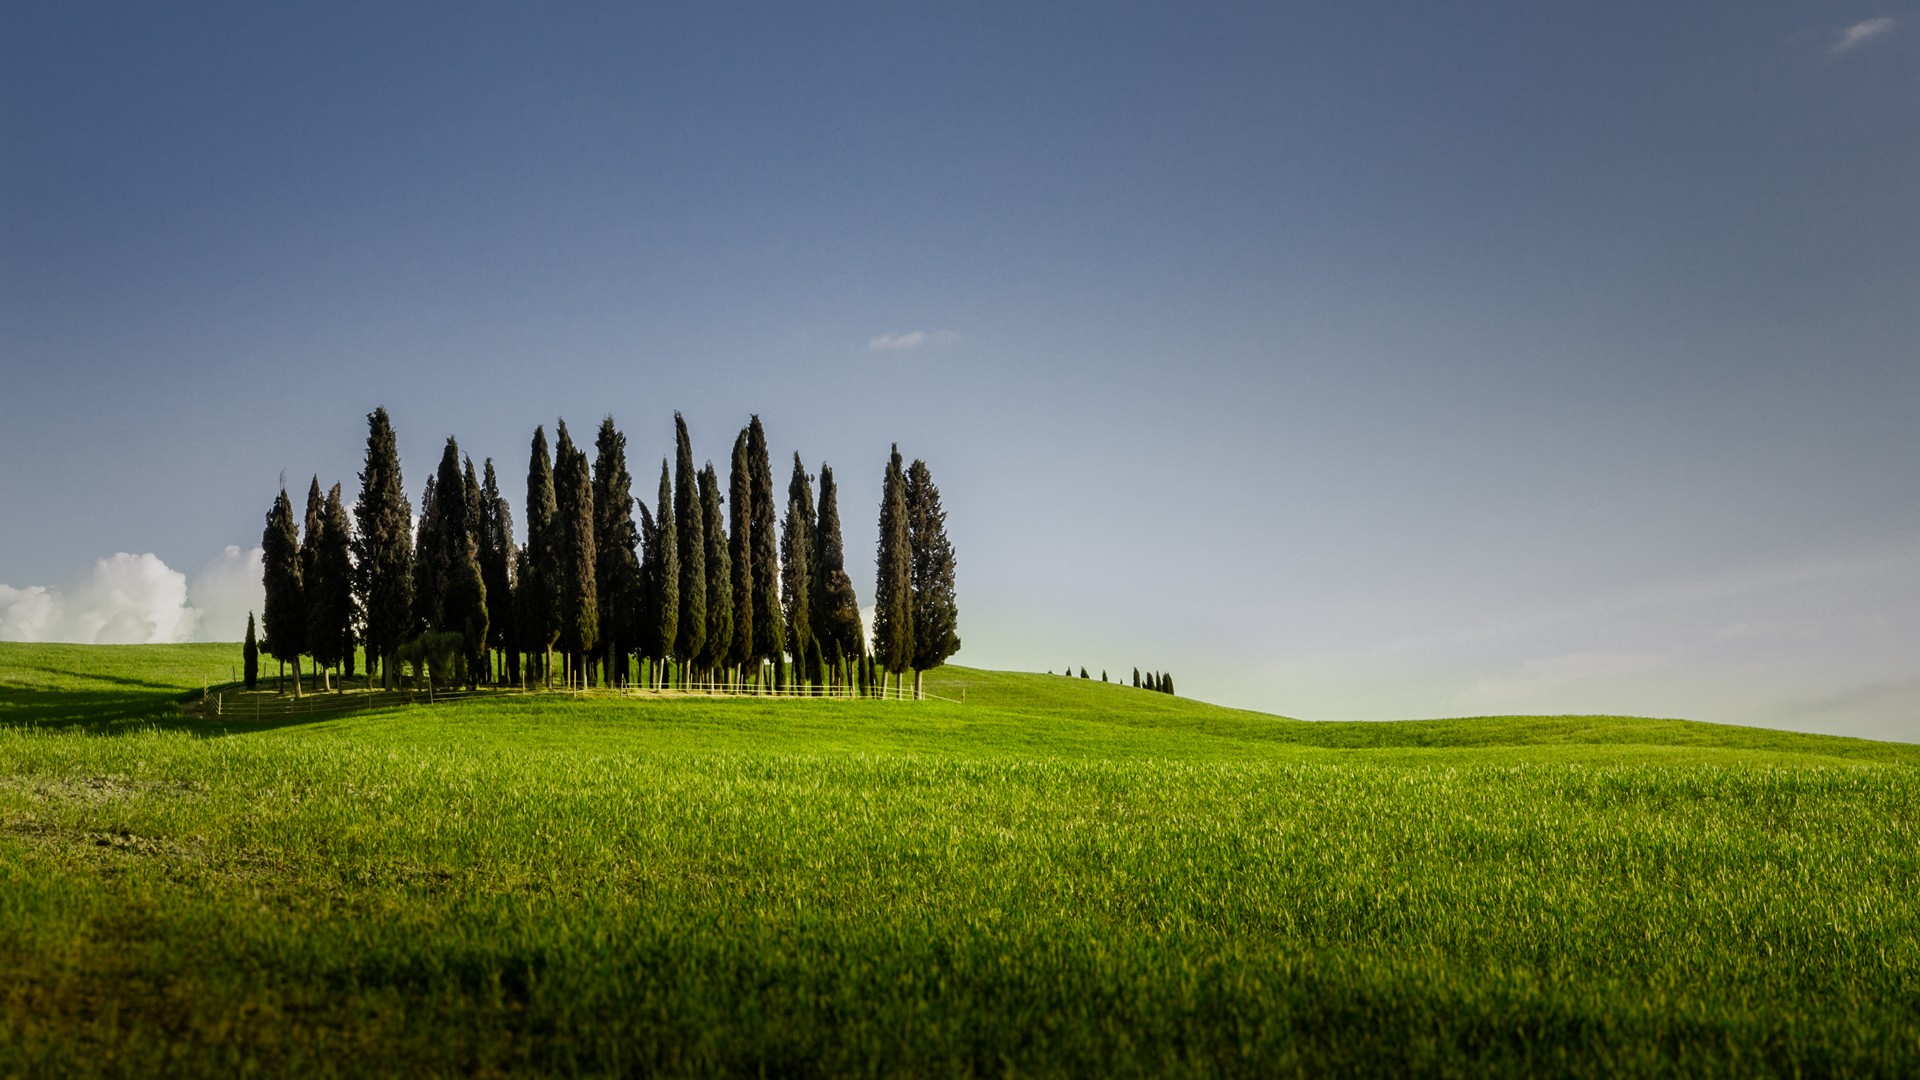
{"left": 3, "top": 3, "right": 1915, "bottom": 738}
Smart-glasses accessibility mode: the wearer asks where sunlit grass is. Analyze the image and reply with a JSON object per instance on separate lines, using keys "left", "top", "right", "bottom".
{"left": 2, "top": 642, "right": 1917, "bottom": 1075}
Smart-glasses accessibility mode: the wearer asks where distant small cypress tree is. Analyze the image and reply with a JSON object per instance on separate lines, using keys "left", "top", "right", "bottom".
{"left": 261, "top": 487, "right": 306, "bottom": 697}
{"left": 1132, "top": 667, "right": 1141, "bottom": 688}
{"left": 1079, "top": 667, "right": 1089, "bottom": 679}
{"left": 243, "top": 612, "right": 259, "bottom": 690}
{"left": 1101, "top": 670, "right": 1108, "bottom": 682}
{"left": 1163, "top": 673, "right": 1175, "bottom": 696}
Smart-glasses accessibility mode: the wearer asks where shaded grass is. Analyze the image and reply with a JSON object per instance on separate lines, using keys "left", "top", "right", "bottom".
{"left": 2, "top": 642, "right": 1918, "bottom": 1075}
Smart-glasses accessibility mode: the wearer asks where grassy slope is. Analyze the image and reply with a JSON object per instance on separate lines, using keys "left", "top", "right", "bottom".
{"left": 2, "top": 642, "right": 1918, "bottom": 1076}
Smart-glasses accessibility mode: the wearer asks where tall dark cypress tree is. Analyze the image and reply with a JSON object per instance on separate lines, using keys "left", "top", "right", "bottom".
{"left": 261, "top": 487, "right": 306, "bottom": 697}
{"left": 781, "top": 454, "right": 818, "bottom": 689}
{"left": 673, "top": 413, "right": 707, "bottom": 684}
{"left": 521, "top": 426, "right": 560, "bottom": 687}
{"left": 447, "top": 455, "right": 490, "bottom": 688}
{"left": 592, "top": 417, "right": 641, "bottom": 688}
{"left": 872, "top": 445, "right": 913, "bottom": 696}
{"left": 479, "top": 459, "right": 517, "bottom": 685}
{"left": 814, "top": 463, "right": 863, "bottom": 692}
{"left": 697, "top": 463, "right": 732, "bottom": 684}
{"left": 308, "top": 483, "right": 355, "bottom": 690}
{"left": 650, "top": 460, "right": 679, "bottom": 688}
{"left": 300, "top": 476, "right": 324, "bottom": 612}
{"left": 746, "top": 416, "right": 782, "bottom": 687}
{"left": 905, "top": 458, "right": 961, "bottom": 698}
{"left": 353, "top": 407, "right": 413, "bottom": 690}
{"left": 243, "top": 612, "right": 259, "bottom": 690}
{"left": 727, "top": 427, "right": 755, "bottom": 688}
{"left": 554, "top": 421, "right": 599, "bottom": 687}
{"left": 411, "top": 473, "right": 442, "bottom": 636}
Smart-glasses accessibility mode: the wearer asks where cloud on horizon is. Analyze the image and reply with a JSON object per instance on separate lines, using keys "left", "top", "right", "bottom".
{"left": 869, "top": 329, "right": 960, "bottom": 352}
{"left": 0, "top": 547, "right": 264, "bottom": 644}
{"left": 1832, "top": 16, "right": 1896, "bottom": 55}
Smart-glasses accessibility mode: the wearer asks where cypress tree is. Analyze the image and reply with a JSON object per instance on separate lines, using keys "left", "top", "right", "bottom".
{"left": 300, "top": 476, "right": 324, "bottom": 610}
{"left": 592, "top": 417, "right": 642, "bottom": 688}
{"left": 308, "top": 483, "right": 354, "bottom": 691}
{"left": 746, "top": 416, "right": 782, "bottom": 687}
{"left": 673, "top": 413, "right": 706, "bottom": 684}
{"left": 243, "top": 612, "right": 259, "bottom": 690}
{"left": 521, "top": 426, "right": 560, "bottom": 687}
{"left": 1132, "top": 667, "right": 1141, "bottom": 688}
{"left": 448, "top": 456, "right": 489, "bottom": 688}
{"left": 1080, "top": 667, "right": 1089, "bottom": 679}
{"left": 698, "top": 463, "right": 732, "bottom": 688}
{"left": 479, "top": 459, "right": 517, "bottom": 685}
{"left": 1163, "top": 673, "right": 1175, "bottom": 696}
{"left": 872, "top": 445, "right": 913, "bottom": 697}
{"left": 815, "top": 465, "right": 862, "bottom": 696}
{"left": 353, "top": 407, "right": 413, "bottom": 690}
{"left": 905, "top": 458, "right": 960, "bottom": 699}
{"left": 781, "top": 453, "right": 818, "bottom": 690}
{"left": 554, "top": 422, "right": 599, "bottom": 687}
{"left": 261, "top": 487, "right": 306, "bottom": 697}
{"left": 727, "top": 428, "right": 755, "bottom": 689}
{"left": 411, "top": 474, "right": 442, "bottom": 637}
{"left": 650, "top": 460, "right": 679, "bottom": 688}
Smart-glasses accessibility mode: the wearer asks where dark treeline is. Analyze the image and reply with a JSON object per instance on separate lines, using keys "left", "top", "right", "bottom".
{"left": 1049, "top": 665, "right": 1177, "bottom": 696}
{"left": 258, "top": 408, "right": 960, "bottom": 699}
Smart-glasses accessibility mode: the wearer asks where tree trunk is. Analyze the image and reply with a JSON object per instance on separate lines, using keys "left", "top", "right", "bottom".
{"left": 292, "top": 655, "right": 303, "bottom": 699}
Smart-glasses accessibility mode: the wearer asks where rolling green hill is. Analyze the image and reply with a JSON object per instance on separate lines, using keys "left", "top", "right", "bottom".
{"left": 3, "top": 642, "right": 1917, "bottom": 1076}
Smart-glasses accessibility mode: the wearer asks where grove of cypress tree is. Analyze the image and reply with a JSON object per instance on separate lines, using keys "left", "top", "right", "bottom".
{"left": 781, "top": 453, "right": 818, "bottom": 689}
{"left": 554, "top": 421, "right": 599, "bottom": 687}
{"left": 650, "top": 460, "right": 679, "bottom": 688}
{"left": 727, "top": 428, "right": 755, "bottom": 689}
{"left": 479, "top": 459, "right": 517, "bottom": 685}
{"left": 308, "top": 483, "right": 355, "bottom": 691}
{"left": 698, "top": 463, "right": 732, "bottom": 686}
{"left": 243, "top": 612, "right": 259, "bottom": 691}
{"left": 673, "top": 413, "right": 706, "bottom": 683}
{"left": 522, "top": 426, "right": 560, "bottom": 687}
{"left": 905, "top": 458, "right": 960, "bottom": 699}
{"left": 353, "top": 407, "right": 413, "bottom": 690}
{"left": 746, "top": 416, "right": 782, "bottom": 686}
{"left": 261, "top": 487, "right": 306, "bottom": 698}
{"left": 593, "top": 417, "right": 642, "bottom": 688}
{"left": 872, "top": 445, "right": 913, "bottom": 696}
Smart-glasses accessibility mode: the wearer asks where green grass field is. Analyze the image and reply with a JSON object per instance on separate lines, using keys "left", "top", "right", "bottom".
{"left": 3, "top": 642, "right": 1917, "bottom": 1076}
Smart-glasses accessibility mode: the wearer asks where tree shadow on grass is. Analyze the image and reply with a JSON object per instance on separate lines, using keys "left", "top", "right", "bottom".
{"left": 0, "top": 686, "right": 363, "bottom": 738}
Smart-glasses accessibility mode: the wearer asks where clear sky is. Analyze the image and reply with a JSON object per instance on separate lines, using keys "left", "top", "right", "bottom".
{"left": 3, "top": 3, "right": 1915, "bottom": 739}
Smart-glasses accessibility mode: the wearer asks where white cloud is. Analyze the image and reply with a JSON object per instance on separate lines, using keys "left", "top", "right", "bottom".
{"left": 1832, "top": 16, "right": 1895, "bottom": 55}
{"left": 0, "top": 547, "right": 266, "bottom": 644}
{"left": 869, "top": 329, "right": 960, "bottom": 351}
{"left": 187, "top": 546, "right": 266, "bottom": 643}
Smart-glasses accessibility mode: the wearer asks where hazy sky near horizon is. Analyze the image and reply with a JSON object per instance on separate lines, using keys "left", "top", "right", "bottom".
{"left": 3, "top": 3, "right": 1915, "bottom": 739}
